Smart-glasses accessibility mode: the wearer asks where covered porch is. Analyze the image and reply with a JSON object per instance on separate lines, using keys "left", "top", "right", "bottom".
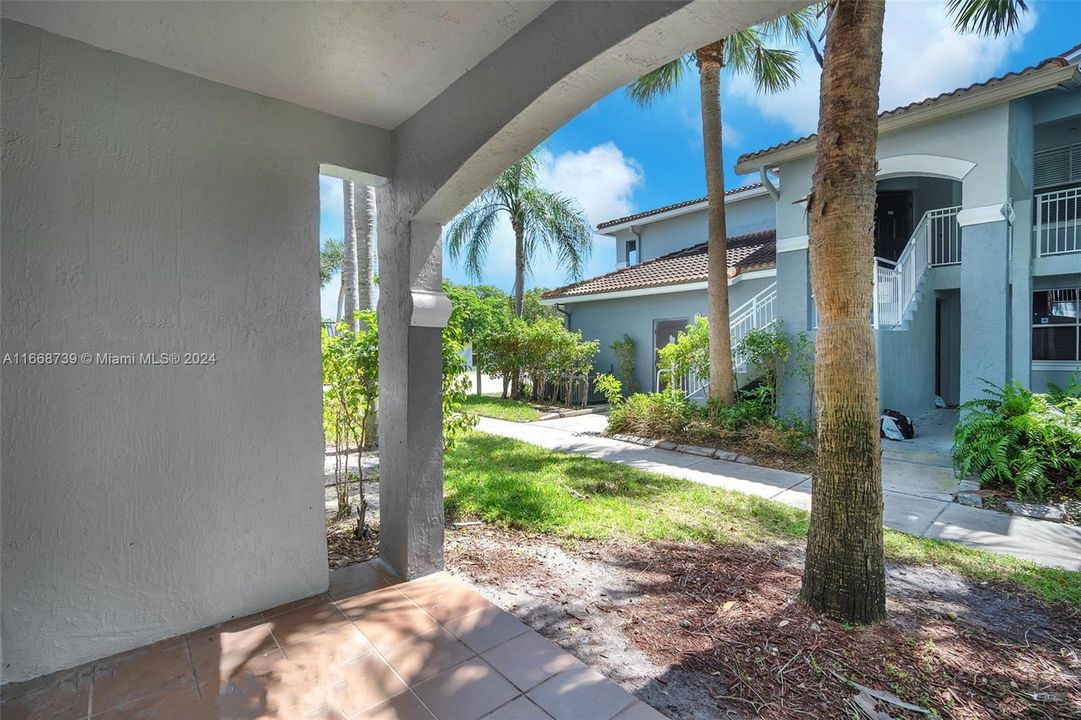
{"left": 0, "top": 0, "right": 806, "bottom": 707}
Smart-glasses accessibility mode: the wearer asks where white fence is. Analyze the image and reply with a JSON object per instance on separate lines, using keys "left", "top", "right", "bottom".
{"left": 1036, "top": 186, "right": 1081, "bottom": 257}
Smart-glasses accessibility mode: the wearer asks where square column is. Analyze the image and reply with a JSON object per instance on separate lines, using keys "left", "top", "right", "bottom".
{"left": 377, "top": 207, "right": 450, "bottom": 579}
{"left": 957, "top": 204, "right": 1013, "bottom": 405}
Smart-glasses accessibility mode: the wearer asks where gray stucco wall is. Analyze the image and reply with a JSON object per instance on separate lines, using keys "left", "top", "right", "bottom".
{"left": 613, "top": 192, "right": 774, "bottom": 265}
{"left": 1, "top": 21, "right": 390, "bottom": 682}
{"left": 564, "top": 275, "right": 774, "bottom": 394}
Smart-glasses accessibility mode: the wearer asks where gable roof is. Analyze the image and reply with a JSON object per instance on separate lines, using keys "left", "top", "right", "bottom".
{"left": 542, "top": 229, "right": 775, "bottom": 301}
{"left": 596, "top": 183, "right": 764, "bottom": 231}
{"left": 735, "top": 53, "right": 1079, "bottom": 173}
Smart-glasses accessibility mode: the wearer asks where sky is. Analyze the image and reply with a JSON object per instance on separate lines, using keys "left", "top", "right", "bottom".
{"left": 320, "top": 0, "right": 1081, "bottom": 319}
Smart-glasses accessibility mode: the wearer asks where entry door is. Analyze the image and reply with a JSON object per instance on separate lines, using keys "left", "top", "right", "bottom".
{"left": 654, "top": 318, "right": 689, "bottom": 390}
{"left": 874, "top": 191, "right": 913, "bottom": 262}
{"left": 935, "top": 294, "right": 961, "bottom": 406}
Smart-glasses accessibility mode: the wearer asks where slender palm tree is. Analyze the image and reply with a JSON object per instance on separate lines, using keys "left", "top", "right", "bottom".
{"left": 342, "top": 180, "right": 360, "bottom": 331}
{"left": 800, "top": 0, "right": 1028, "bottom": 625}
{"left": 446, "top": 152, "right": 592, "bottom": 318}
{"left": 356, "top": 185, "right": 377, "bottom": 315}
{"left": 627, "top": 12, "right": 814, "bottom": 405}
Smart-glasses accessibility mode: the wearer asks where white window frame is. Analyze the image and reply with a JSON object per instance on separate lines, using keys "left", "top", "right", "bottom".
{"left": 1031, "top": 288, "right": 1081, "bottom": 364}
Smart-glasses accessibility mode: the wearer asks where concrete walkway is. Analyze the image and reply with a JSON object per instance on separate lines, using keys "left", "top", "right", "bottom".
{"left": 475, "top": 415, "right": 1081, "bottom": 572}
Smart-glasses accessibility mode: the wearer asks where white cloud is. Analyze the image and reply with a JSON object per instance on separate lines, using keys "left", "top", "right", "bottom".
{"left": 728, "top": 0, "right": 1037, "bottom": 136}
{"left": 444, "top": 142, "right": 643, "bottom": 291}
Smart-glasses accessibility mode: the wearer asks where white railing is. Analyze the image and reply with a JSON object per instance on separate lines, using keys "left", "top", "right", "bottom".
{"left": 657, "top": 282, "right": 777, "bottom": 398}
{"left": 1036, "top": 186, "right": 1081, "bottom": 256}
{"left": 873, "top": 206, "right": 960, "bottom": 328}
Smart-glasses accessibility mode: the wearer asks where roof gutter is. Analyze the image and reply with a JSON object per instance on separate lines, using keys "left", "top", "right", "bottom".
{"left": 759, "top": 167, "right": 779, "bottom": 201}
{"left": 597, "top": 185, "right": 769, "bottom": 235}
{"left": 734, "top": 63, "right": 1080, "bottom": 174}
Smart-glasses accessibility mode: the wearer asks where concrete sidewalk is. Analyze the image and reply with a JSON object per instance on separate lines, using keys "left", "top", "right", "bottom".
{"left": 475, "top": 415, "right": 1081, "bottom": 572}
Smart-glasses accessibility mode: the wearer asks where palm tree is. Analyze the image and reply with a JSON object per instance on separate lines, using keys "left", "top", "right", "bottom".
{"left": 446, "top": 152, "right": 592, "bottom": 318}
{"left": 800, "top": 0, "right": 1028, "bottom": 625}
{"left": 627, "top": 12, "right": 814, "bottom": 405}
{"left": 342, "top": 181, "right": 360, "bottom": 331}
{"left": 320, "top": 239, "right": 345, "bottom": 320}
{"left": 356, "top": 184, "right": 377, "bottom": 315}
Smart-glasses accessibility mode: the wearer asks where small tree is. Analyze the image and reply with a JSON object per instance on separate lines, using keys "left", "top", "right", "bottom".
{"left": 657, "top": 317, "right": 710, "bottom": 389}
{"left": 611, "top": 334, "right": 637, "bottom": 395}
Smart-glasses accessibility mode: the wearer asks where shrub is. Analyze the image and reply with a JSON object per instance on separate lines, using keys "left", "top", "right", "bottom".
{"left": 656, "top": 316, "right": 709, "bottom": 386}
{"left": 953, "top": 380, "right": 1081, "bottom": 501}
{"left": 476, "top": 317, "right": 598, "bottom": 404}
{"left": 594, "top": 373, "right": 624, "bottom": 406}
{"left": 608, "top": 389, "right": 692, "bottom": 438}
{"left": 610, "top": 334, "right": 637, "bottom": 395}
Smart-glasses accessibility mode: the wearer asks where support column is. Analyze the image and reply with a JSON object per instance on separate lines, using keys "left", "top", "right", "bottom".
{"left": 957, "top": 204, "right": 1013, "bottom": 405}
{"left": 377, "top": 194, "right": 450, "bottom": 579}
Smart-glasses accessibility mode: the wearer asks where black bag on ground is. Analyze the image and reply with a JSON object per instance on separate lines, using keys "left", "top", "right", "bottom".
{"left": 880, "top": 409, "right": 915, "bottom": 440}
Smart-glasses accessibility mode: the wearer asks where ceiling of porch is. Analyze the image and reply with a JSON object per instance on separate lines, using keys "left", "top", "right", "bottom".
{"left": 0, "top": 0, "right": 553, "bottom": 130}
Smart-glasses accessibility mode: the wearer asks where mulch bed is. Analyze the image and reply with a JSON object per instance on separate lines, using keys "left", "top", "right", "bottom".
{"left": 445, "top": 527, "right": 1081, "bottom": 720}
{"left": 326, "top": 517, "right": 378, "bottom": 569}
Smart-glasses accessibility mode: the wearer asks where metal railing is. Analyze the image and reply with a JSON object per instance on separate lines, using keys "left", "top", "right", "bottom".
{"left": 1036, "top": 186, "right": 1081, "bottom": 256}
{"left": 657, "top": 282, "right": 777, "bottom": 399}
{"left": 873, "top": 206, "right": 960, "bottom": 328}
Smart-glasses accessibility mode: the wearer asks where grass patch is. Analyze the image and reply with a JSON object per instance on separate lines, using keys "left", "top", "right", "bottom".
{"left": 445, "top": 432, "right": 1081, "bottom": 606}
{"left": 461, "top": 395, "right": 544, "bottom": 422}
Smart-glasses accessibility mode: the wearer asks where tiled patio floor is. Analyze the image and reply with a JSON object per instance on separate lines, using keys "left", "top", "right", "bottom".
{"left": 1, "top": 561, "right": 664, "bottom": 720}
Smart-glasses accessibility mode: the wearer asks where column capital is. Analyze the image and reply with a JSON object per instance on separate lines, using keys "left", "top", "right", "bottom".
{"left": 410, "top": 290, "right": 452, "bottom": 328}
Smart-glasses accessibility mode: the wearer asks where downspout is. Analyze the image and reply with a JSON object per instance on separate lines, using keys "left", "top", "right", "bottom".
{"left": 630, "top": 225, "right": 642, "bottom": 264}
{"left": 759, "top": 166, "right": 780, "bottom": 201}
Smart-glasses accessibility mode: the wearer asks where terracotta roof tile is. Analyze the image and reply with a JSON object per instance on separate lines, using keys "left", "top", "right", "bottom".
{"left": 543, "top": 230, "right": 775, "bottom": 300}
{"left": 596, "top": 183, "right": 763, "bottom": 230}
{"left": 736, "top": 56, "right": 1073, "bottom": 168}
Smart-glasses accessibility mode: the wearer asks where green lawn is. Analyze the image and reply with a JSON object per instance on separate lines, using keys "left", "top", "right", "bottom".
{"left": 461, "top": 395, "right": 544, "bottom": 422}
{"left": 444, "top": 432, "right": 1081, "bottom": 607}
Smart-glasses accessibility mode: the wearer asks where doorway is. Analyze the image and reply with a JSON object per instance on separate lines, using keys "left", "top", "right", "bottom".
{"left": 874, "top": 191, "right": 913, "bottom": 262}
{"left": 935, "top": 291, "right": 961, "bottom": 406}
{"left": 653, "top": 318, "right": 689, "bottom": 390}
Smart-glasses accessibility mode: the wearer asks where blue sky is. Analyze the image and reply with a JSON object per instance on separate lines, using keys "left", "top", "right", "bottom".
{"left": 321, "top": 0, "right": 1080, "bottom": 318}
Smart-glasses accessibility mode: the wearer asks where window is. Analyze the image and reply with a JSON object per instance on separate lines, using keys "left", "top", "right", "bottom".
{"left": 1032, "top": 289, "right": 1081, "bottom": 362}
{"left": 626, "top": 239, "right": 638, "bottom": 265}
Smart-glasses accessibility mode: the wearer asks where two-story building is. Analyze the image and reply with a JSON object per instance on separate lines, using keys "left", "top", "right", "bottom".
{"left": 543, "top": 44, "right": 1081, "bottom": 422}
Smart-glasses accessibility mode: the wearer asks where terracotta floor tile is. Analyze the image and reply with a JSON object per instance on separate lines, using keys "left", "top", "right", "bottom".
{"left": 357, "top": 690, "right": 437, "bottom": 720}
{"left": 265, "top": 597, "right": 349, "bottom": 646}
{"left": 350, "top": 603, "right": 439, "bottom": 652}
{"left": 480, "top": 631, "right": 582, "bottom": 692}
{"left": 203, "top": 659, "right": 335, "bottom": 719}
{"left": 90, "top": 639, "right": 196, "bottom": 714}
{"left": 441, "top": 607, "right": 529, "bottom": 655}
{"left": 412, "top": 658, "right": 519, "bottom": 720}
{"left": 329, "top": 562, "right": 394, "bottom": 600}
{"left": 0, "top": 675, "right": 90, "bottom": 720}
{"left": 526, "top": 666, "right": 635, "bottom": 720}
{"left": 186, "top": 616, "right": 279, "bottom": 678}
{"left": 481, "top": 696, "right": 554, "bottom": 720}
{"left": 403, "top": 583, "right": 494, "bottom": 625}
{"left": 335, "top": 583, "right": 412, "bottom": 618}
{"left": 281, "top": 623, "right": 376, "bottom": 668}
{"left": 322, "top": 653, "right": 408, "bottom": 718}
{"left": 380, "top": 627, "right": 475, "bottom": 686}
{"left": 1, "top": 667, "right": 80, "bottom": 703}
{"left": 260, "top": 592, "right": 328, "bottom": 619}
{"left": 611, "top": 702, "right": 668, "bottom": 720}
{"left": 90, "top": 681, "right": 213, "bottom": 719}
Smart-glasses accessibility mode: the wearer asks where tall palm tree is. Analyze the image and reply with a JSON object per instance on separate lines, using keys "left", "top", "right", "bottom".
{"left": 446, "top": 152, "right": 592, "bottom": 318}
{"left": 320, "top": 239, "right": 345, "bottom": 321}
{"left": 342, "top": 180, "right": 360, "bottom": 331}
{"left": 356, "top": 184, "right": 377, "bottom": 315}
{"left": 800, "top": 0, "right": 1028, "bottom": 625}
{"left": 627, "top": 12, "right": 814, "bottom": 405}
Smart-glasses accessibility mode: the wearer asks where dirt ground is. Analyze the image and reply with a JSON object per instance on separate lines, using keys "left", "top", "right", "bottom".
{"left": 444, "top": 527, "right": 1081, "bottom": 720}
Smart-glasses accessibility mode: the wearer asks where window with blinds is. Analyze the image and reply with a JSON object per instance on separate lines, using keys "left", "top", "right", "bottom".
{"left": 1035, "top": 142, "right": 1081, "bottom": 190}
{"left": 1032, "top": 288, "right": 1081, "bottom": 362}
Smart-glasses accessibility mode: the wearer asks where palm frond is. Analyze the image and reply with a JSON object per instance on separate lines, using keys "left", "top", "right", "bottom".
{"left": 626, "top": 57, "right": 689, "bottom": 107}
{"left": 521, "top": 187, "right": 593, "bottom": 283}
{"left": 320, "top": 239, "right": 344, "bottom": 287}
{"left": 758, "top": 6, "right": 820, "bottom": 43}
{"left": 726, "top": 28, "right": 802, "bottom": 93}
{"left": 947, "top": 0, "right": 1029, "bottom": 36}
{"left": 445, "top": 196, "right": 503, "bottom": 281}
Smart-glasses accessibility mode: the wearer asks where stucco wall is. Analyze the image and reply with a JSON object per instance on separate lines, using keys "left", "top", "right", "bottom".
{"left": 613, "top": 192, "right": 775, "bottom": 265}
{"left": 565, "top": 276, "right": 774, "bottom": 393}
{"left": 1, "top": 21, "right": 391, "bottom": 682}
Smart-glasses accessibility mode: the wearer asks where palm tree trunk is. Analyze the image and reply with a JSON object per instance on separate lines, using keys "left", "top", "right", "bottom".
{"left": 342, "top": 180, "right": 360, "bottom": 332}
{"left": 336, "top": 282, "right": 345, "bottom": 323}
{"left": 696, "top": 41, "right": 736, "bottom": 406}
{"left": 799, "top": 0, "right": 886, "bottom": 625}
{"left": 357, "top": 185, "right": 377, "bottom": 312}
{"left": 512, "top": 221, "right": 526, "bottom": 318}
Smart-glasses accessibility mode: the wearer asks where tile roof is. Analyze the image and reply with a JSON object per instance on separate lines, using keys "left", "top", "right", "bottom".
{"left": 736, "top": 56, "right": 1073, "bottom": 168}
{"left": 596, "top": 183, "right": 763, "bottom": 230}
{"left": 543, "top": 229, "right": 775, "bottom": 301}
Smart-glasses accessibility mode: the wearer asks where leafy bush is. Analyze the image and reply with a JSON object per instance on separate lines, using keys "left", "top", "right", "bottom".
{"left": 476, "top": 317, "right": 598, "bottom": 404}
{"left": 594, "top": 373, "right": 624, "bottom": 406}
{"left": 657, "top": 316, "right": 710, "bottom": 386}
{"left": 953, "top": 380, "right": 1081, "bottom": 501}
{"left": 608, "top": 389, "right": 693, "bottom": 438}
{"left": 610, "top": 334, "right": 637, "bottom": 395}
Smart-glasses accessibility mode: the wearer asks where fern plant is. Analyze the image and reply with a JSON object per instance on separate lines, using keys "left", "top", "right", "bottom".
{"left": 953, "top": 380, "right": 1081, "bottom": 501}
